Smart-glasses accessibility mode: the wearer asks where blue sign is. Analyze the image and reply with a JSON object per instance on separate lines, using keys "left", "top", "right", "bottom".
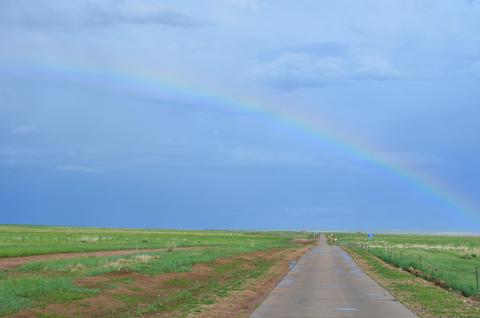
{"left": 367, "top": 233, "right": 375, "bottom": 239}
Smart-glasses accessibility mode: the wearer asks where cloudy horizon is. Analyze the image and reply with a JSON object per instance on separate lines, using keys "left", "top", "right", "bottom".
{"left": 1, "top": 0, "right": 480, "bottom": 231}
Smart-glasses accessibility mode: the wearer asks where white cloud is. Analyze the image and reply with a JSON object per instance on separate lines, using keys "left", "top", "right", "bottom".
{"left": 11, "top": 124, "right": 36, "bottom": 135}
{"left": 228, "top": 0, "right": 262, "bottom": 10}
{"left": 56, "top": 165, "right": 103, "bottom": 173}
{"left": 256, "top": 52, "right": 400, "bottom": 91}
{"left": 255, "top": 53, "right": 346, "bottom": 90}
{"left": 355, "top": 56, "right": 400, "bottom": 80}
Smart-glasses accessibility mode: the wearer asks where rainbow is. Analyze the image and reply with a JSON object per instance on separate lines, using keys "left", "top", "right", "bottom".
{"left": 8, "top": 59, "right": 480, "bottom": 219}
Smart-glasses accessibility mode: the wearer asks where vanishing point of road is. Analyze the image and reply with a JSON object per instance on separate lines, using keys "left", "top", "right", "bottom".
{"left": 252, "top": 235, "right": 417, "bottom": 318}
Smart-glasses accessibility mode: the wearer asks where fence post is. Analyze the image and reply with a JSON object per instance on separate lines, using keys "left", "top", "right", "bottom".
{"left": 476, "top": 267, "right": 479, "bottom": 293}
{"left": 419, "top": 255, "right": 422, "bottom": 269}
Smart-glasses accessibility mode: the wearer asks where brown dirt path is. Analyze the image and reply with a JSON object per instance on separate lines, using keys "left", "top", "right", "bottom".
{"left": 0, "top": 247, "right": 203, "bottom": 271}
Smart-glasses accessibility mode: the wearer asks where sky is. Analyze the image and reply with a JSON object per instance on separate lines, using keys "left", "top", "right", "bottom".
{"left": 1, "top": 0, "right": 480, "bottom": 232}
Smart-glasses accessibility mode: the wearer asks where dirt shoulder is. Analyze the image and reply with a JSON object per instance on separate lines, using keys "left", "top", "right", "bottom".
{"left": 189, "top": 245, "right": 312, "bottom": 318}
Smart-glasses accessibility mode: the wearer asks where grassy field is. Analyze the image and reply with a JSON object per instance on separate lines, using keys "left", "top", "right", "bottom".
{"left": 345, "top": 246, "right": 480, "bottom": 318}
{"left": 0, "top": 225, "right": 314, "bottom": 317}
{"left": 0, "top": 224, "right": 299, "bottom": 258}
{"left": 333, "top": 233, "right": 480, "bottom": 297}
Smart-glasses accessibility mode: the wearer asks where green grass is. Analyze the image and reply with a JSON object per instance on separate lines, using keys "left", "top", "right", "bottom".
{"left": 334, "top": 233, "right": 480, "bottom": 297}
{"left": 0, "top": 275, "right": 97, "bottom": 315}
{"left": 346, "top": 247, "right": 480, "bottom": 318}
{"left": 0, "top": 225, "right": 308, "bottom": 316}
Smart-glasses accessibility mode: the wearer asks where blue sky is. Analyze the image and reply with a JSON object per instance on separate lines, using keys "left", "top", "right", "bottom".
{"left": 1, "top": 0, "right": 480, "bottom": 231}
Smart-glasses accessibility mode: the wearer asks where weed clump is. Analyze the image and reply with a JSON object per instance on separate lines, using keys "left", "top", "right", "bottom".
{"left": 102, "top": 254, "right": 160, "bottom": 273}
{"left": 166, "top": 241, "right": 177, "bottom": 252}
{"left": 460, "top": 253, "right": 476, "bottom": 259}
{"left": 69, "top": 263, "right": 86, "bottom": 273}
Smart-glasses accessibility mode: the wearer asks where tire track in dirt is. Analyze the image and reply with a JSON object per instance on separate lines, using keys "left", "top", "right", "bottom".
{"left": 0, "top": 247, "right": 206, "bottom": 271}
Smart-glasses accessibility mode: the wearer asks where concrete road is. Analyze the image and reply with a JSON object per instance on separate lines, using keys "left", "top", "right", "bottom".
{"left": 252, "top": 235, "right": 417, "bottom": 318}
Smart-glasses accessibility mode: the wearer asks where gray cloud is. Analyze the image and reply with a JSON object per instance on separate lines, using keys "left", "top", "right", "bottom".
{"left": 88, "top": 5, "right": 210, "bottom": 28}
{"left": 11, "top": 124, "right": 36, "bottom": 135}
{"left": 289, "top": 42, "right": 351, "bottom": 58}
{"left": 56, "top": 165, "right": 104, "bottom": 173}
{"left": 0, "top": 0, "right": 210, "bottom": 29}
{"left": 219, "top": 146, "right": 323, "bottom": 166}
{"left": 376, "top": 152, "right": 446, "bottom": 169}
{"left": 0, "top": 146, "right": 48, "bottom": 167}
{"left": 463, "top": 57, "right": 480, "bottom": 77}
{"left": 138, "top": 96, "right": 247, "bottom": 116}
